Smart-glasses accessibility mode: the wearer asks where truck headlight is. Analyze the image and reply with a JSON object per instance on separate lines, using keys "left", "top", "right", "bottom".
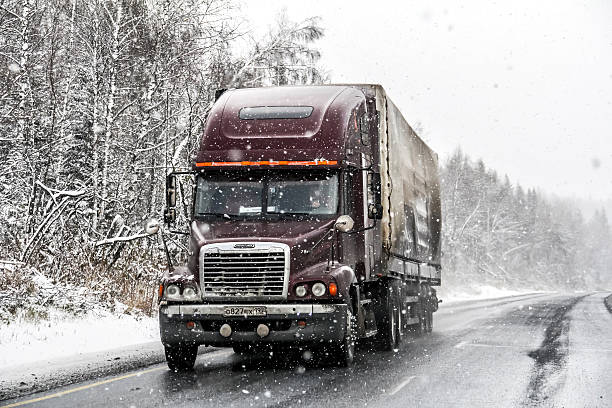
{"left": 295, "top": 285, "right": 307, "bottom": 297}
{"left": 183, "top": 286, "right": 198, "bottom": 300}
{"left": 311, "top": 282, "right": 326, "bottom": 297}
{"left": 165, "top": 284, "right": 181, "bottom": 299}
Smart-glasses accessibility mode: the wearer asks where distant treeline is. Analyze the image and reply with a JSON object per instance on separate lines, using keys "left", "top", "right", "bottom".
{"left": 441, "top": 149, "right": 611, "bottom": 290}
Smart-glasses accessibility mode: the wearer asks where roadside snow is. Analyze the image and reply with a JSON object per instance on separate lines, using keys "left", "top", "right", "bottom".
{"left": 0, "top": 307, "right": 158, "bottom": 368}
{"left": 437, "top": 285, "right": 542, "bottom": 304}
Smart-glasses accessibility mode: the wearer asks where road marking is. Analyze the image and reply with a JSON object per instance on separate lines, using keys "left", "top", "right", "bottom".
{"left": 1, "top": 348, "right": 236, "bottom": 408}
{"left": 453, "top": 338, "right": 612, "bottom": 354}
{"left": 454, "top": 341, "right": 467, "bottom": 349}
{"left": 464, "top": 343, "right": 523, "bottom": 349}
{"left": 459, "top": 343, "right": 612, "bottom": 353}
{"left": 0, "top": 366, "right": 166, "bottom": 408}
{"left": 389, "top": 376, "right": 416, "bottom": 395}
{"left": 569, "top": 347, "right": 612, "bottom": 353}
{"left": 0, "top": 348, "right": 239, "bottom": 408}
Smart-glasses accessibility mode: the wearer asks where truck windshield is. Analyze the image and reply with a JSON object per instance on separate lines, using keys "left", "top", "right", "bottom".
{"left": 194, "top": 172, "right": 339, "bottom": 217}
{"left": 267, "top": 174, "right": 338, "bottom": 215}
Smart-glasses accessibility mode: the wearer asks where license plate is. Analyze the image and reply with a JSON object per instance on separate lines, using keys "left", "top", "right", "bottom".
{"left": 223, "top": 306, "right": 267, "bottom": 317}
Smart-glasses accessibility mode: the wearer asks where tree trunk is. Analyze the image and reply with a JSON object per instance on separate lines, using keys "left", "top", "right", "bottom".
{"left": 100, "top": 1, "right": 123, "bottom": 227}
{"left": 91, "top": 8, "right": 102, "bottom": 232}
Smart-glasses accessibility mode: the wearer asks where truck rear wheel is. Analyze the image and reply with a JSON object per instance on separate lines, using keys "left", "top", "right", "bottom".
{"left": 425, "top": 308, "right": 433, "bottom": 333}
{"left": 410, "top": 301, "right": 426, "bottom": 336}
{"left": 377, "top": 283, "right": 400, "bottom": 351}
{"left": 165, "top": 343, "right": 198, "bottom": 371}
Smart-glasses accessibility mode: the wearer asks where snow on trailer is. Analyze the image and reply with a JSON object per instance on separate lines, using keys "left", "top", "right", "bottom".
{"left": 158, "top": 84, "right": 441, "bottom": 370}
{"left": 353, "top": 84, "right": 441, "bottom": 282}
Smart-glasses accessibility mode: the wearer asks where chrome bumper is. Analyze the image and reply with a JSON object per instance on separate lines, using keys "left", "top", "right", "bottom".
{"left": 159, "top": 303, "right": 348, "bottom": 346}
{"left": 160, "top": 303, "right": 340, "bottom": 317}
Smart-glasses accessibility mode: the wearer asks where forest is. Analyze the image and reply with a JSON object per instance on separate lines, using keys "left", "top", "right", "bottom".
{"left": 0, "top": 0, "right": 325, "bottom": 318}
{"left": 441, "top": 149, "right": 611, "bottom": 291}
{"left": 0, "top": 0, "right": 610, "bottom": 321}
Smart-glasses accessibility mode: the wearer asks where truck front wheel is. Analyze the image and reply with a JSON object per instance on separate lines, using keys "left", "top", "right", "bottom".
{"left": 165, "top": 343, "right": 198, "bottom": 371}
{"left": 336, "top": 308, "right": 356, "bottom": 367}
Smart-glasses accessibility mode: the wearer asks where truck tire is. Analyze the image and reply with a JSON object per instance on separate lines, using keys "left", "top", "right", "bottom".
{"left": 165, "top": 343, "right": 198, "bottom": 371}
{"left": 425, "top": 308, "right": 433, "bottom": 333}
{"left": 377, "top": 283, "right": 400, "bottom": 351}
{"left": 336, "top": 308, "right": 356, "bottom": 367}
{"left": 410, "top": 301, "right": 426, "bottom": 336}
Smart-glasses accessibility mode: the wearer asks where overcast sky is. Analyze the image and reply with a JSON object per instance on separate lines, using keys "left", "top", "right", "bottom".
{"left": 240, "top": 0, "right": 612, "bottom": 202}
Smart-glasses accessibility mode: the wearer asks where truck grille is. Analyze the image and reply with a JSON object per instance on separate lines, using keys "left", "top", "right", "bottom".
{"left": 199, "top": 242, "right": 290, "bottom": 299}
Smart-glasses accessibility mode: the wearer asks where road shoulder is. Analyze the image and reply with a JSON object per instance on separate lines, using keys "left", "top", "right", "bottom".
{"left": 0, "top": 341, "right": 215, "bottom": 401}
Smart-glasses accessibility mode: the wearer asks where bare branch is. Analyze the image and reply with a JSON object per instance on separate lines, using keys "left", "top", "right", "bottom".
{"left": 94, "top": 232, "right": 150, "bottom": 247}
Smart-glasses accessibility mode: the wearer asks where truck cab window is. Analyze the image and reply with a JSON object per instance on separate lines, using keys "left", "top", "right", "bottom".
{"left": 194, "top": 172, "right": 339, "bottom": 217}
{"left": 195, "top": 178, "right": 263, "bottom": 216}
{"left": 267, "top": 174, "right": 339, "bottom": 215}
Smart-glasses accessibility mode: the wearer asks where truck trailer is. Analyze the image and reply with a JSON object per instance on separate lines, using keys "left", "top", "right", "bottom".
{"left": 158, "top": 84, "right": 441, "bottom": 370}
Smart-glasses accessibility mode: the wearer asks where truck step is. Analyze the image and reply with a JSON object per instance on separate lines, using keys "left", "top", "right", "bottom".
{"left": 363, "top": 329, "right": 378, "bottom": 338}
{"left": 360, "top": 299, "right": 372, "bottom": 305}
{"left": 406, "top": 317, "right": 420, "bottom": 325}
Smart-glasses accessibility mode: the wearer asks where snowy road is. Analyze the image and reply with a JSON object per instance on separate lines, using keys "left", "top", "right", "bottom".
{"left": 2, "top": 292, "right": 611, "bottom": 408}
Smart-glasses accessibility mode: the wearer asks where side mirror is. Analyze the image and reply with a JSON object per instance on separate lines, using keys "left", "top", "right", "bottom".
{"left": 334, "top": 215, "right": 354, "bottom": 233}
{"left": 166, "top": 174, "right": 177, "bottom": 208}
{"left": 368, "top": 203, "right": 383, "bottom": 219}
{"left": 144, "top": 218, "right": 160, "bottom": 235}
{"left": 164, "top": 174, "right": 177, "bottom": 225}
{"left": 164, "top": 208, "right": 176, "bottom": 224}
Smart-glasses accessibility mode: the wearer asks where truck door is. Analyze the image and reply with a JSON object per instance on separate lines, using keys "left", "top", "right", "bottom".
{"left": 361, "top": 153, "right": 374, "bottom": 281}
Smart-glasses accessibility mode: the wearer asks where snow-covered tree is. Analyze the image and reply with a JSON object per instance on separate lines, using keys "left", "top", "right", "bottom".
{"left": 0, "top": 0, "right": 327, "bottom": 313}
{"left": 441, "top": 149, "right": 609, "bottom": 291}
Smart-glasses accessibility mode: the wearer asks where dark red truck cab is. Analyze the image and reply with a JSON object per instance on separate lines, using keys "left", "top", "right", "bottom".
{"left": 159, "top": 85, "right": 441, "bottom": 370}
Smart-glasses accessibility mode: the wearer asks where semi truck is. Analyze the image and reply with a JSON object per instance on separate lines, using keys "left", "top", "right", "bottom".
{"left": 158, "top": 84, "right": 441, "bottom": 370}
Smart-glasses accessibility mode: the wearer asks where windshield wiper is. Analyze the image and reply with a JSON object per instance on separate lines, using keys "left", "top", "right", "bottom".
{"left": 268, "top": 212, "right": 311, "bottom": 216}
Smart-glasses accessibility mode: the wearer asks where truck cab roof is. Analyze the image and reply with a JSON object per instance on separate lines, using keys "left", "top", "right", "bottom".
{"left": 195, "top": 85, "right": 367, "bottom": 167}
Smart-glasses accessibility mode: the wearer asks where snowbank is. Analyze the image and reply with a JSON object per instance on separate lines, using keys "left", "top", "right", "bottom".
{"left": 0, "top": 268, "right": 159, "bottom": 367}
{"left": 0, "top": 307, "right": 158, "bottom": 368}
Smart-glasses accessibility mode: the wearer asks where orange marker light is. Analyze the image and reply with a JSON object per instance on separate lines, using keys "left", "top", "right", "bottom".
{"left": 329, "top": 282, "right": 338, "bottom": 296}
{"left": 158, "top": 284, "right": 164, "bottom": 299}
{"left": 186, "top": 321, "right": 196, "bottom": 330}
{"left": 297, "top": 320, "right": 307, "bottom": 327}
{"left": 195, "top": 160, "right": 338, "bottom": 167}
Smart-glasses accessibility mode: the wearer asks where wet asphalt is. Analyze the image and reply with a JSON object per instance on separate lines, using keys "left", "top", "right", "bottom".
{"left": 3, "top": 292, "right": 612, "bottom": 408}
